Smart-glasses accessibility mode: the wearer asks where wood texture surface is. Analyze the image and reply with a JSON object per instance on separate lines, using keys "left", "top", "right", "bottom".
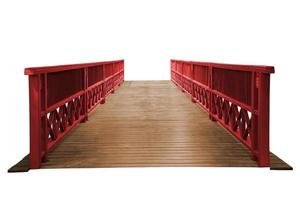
{"left": 42, "top": 81, "right": 259, "bottom": 168}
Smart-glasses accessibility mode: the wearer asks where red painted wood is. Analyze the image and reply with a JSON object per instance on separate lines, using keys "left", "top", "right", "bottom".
{"left": 83, "top": 68, "right": 88, "bottom": 122}
{"left": 212, "top": 68, "right": 252, "bottom": 106}
{"left": 171, "top": 59, "right": 274, "bottom": 73}
{"left": 194, "top": 64, "right": 209, "bottom": 85}
{"left": 25, "top": 60, "right": 124, "bottom": 169}
{"left": 88, "top": 65, "right": 103, "bottom": 87}
{"left": 24, "top": 60, "right": 124, "bottom": 75}
{"left": 28, "top": 75, "right": 42, "bottom": 169}
{"left": 256, "top": 73, "right": 271, "bottom": 166}
{"left": 171, "top": 59, "right": 274, "bottom": 167}
{"left": 42, "top": 73, "right": 48, "bottom": 162}
{"left": 47, "top": 69, "right": 84, "bottom": 107}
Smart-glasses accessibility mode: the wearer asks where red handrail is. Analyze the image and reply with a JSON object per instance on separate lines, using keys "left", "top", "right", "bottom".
{"left": 171, "top": 59, "right": 274, "bottom": 167}
{"left": 25, "top": 60, "right": 124, "bottom": 169}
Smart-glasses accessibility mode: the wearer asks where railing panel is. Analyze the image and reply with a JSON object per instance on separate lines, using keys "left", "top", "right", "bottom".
{"left": 46, "top": 92, "right": 85, "bottom": 151}
{"left": 171, "top": 61, "right": 176, "bottom": 71}
{"left": 210, "top": 91, "right": 253, "bottom": 149}
{"left": 177, "top": 62, "right": 183, "bottom": 74}
{"left": 87, "top": 82, "right": 104, "bottom": 112}
{"left": 194, "top": 64, "right": 208, "bottom": 86}
{"left": 113, "top": 63, "right": 118, "bottom": 74}
{"left": 104, "top": 63, "right": 113, "bottom": 78}
{"left": 47, "top": 69, "right": 84, "bottom": 107}
{"left": 212, "top": 68, "right": 252, "bottom": 106}
{"left": 182, "top": 63, "right": 192, "bottom": 78}
{"left": 88, "top": 65, "right": 103, "bottom": 87}
{"left": 170, "top": 59, "right": 274, "bottom": 167}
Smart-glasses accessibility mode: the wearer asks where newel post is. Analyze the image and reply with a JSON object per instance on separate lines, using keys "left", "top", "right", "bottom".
{"left": 256, "top": 72, "right": 271, "bottom": 167}
{"left": 28, "top": 74, "right": 42, "bottom": 169}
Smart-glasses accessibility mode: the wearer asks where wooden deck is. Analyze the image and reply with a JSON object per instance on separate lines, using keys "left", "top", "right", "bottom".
{"left": 42, "top": 81, "right": 259, "bottom": 168}
{"left": 9, "top": 81, "right": 292, "bottom": 171}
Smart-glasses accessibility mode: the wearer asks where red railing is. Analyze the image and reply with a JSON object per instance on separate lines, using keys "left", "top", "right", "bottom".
{"left": 171, "top": 59, "right": 274, "bottom": 167}
{"left": 25, "top": 60, "right": 124, "bottom": 169}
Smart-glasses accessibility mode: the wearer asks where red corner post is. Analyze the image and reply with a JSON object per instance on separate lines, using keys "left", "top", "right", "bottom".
{"left": 28, "top": 74, "right": 42, "bottom": 169}
{"left": 256, "top": 72, "right": 272, "bottom": 167}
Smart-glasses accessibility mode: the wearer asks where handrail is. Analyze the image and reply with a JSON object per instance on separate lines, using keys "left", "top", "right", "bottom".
{"left": 171, "top": 59, "right": 274, "bottom": 167}
{"left": 25, "top": 59, "right": 124, "bottom": 169}
{"left": 170, "top": 59, "right": 275, "bottom": 73}
{"left": 24, "top": 60, "right": 124, "bottom": 75}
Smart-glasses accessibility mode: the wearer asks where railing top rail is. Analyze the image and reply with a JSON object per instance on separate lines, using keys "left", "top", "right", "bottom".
{"left": 24, "top": 59, "right": 124, "bottom": 75}
{"left": 171, "top": 59, "right": 274, "bottom": 74}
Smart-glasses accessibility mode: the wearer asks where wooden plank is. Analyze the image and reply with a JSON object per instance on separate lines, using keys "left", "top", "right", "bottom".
{"left": 270, "top": 153, "right": 293, "bottom": 170}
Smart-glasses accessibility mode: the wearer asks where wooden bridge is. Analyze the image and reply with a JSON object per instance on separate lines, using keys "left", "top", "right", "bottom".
{"left": 9, "top": 60, "right": 291, "bottom": 172}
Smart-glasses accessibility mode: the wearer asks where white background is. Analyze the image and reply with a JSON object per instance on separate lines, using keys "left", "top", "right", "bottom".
{"left": 0, "top": 0, "right": 299, "bottom": 199}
